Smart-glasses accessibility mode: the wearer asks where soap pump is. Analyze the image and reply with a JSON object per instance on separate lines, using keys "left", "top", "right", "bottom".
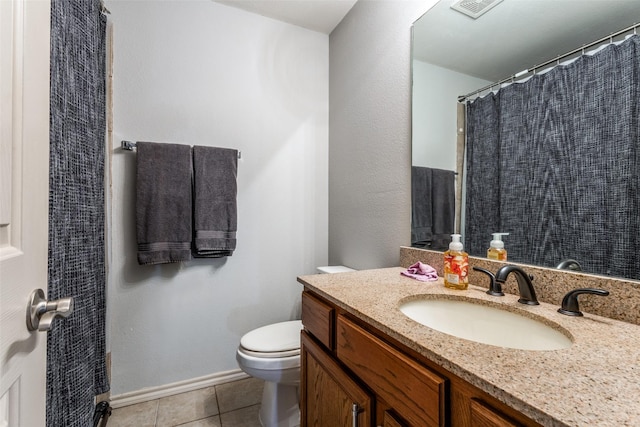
{"left": 444, "top": 234, "right": 469, "bottom": 290}
{"left": 487, "top": 233, "right": 509, "bottom": 261}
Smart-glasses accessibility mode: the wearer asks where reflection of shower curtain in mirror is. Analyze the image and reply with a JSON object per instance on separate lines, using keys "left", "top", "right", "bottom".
{"left": 465, "top": 35, "right": 640, "bottom": 280}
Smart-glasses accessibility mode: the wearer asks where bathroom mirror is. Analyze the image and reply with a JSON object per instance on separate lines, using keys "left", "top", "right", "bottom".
{"left": 411, "top": 0, "right": 640, "bottom": 280}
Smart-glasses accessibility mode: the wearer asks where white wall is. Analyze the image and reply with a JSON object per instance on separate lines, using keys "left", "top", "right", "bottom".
{"left": 412, "top": 60, "right": 490, "bottom": 171}
{"left": 106, "top": 0, "right": 328, "bottom": 395}
{"left": 328, "top": 0, "right": 437, "bottom": 269}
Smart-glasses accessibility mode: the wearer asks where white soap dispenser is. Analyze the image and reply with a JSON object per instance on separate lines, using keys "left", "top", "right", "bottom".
{"left": 487, "top": 233, "right": 509, "bottom": 261}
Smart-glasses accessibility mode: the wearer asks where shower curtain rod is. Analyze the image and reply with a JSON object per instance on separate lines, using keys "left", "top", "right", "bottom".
{"left": 458, "top": 22, "right": 639, "bottom": 103}
{"left": 121, "top": 140, "right": 242, "bottom": 159}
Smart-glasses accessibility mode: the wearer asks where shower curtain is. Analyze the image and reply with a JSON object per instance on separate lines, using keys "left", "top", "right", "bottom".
{"left": 465, "top": 35, "right": 640, "bottom": 280}
{"left": 47, "top": 1, "right": 109, "bottom": 426}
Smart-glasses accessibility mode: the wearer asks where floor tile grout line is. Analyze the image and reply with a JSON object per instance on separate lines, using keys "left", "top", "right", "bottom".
{"left": 153, "top": 399, "right": 160, "bottom": 427}
{"left": 214, "top": 384, "right": 221, "bottom": 418}
{"left": 170, "top": 413, "right": 222, "bottom": 427}
{"left": 214, "top": 385, "right": 222, "bottom": 426}
{"left": 219, "top": 402, "right": 260, "bottom": 416}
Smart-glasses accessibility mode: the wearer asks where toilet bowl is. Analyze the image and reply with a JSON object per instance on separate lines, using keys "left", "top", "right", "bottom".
{"left": 236, "top": 320, "right": 303, "bottom": 427}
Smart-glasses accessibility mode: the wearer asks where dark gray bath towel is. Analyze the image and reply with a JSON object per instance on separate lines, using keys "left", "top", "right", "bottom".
{"left": 193, "top": 146, "right": 238, "bottom": 257}
{"left": 431, "top": 168, "right": 456, "bottom": 249}
{"left": 411, "top": 166, "right": 433, "bottom": 247}
{"left": 411, "top": 166, "right": 455, "bottom": 250}
{"left": 136, "top": 141, "right": 193, "bottom": 264}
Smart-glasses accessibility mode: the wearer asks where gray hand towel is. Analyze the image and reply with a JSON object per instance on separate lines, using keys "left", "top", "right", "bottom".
{"left": 136, "top": 141, "right": 193, "bottom": 265}
{"left": 193, "top": 146, "right": 238, "bottom": 258}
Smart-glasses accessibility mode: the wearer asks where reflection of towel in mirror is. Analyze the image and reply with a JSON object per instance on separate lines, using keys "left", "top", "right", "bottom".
{"left": 136, "top": 141, "right": 193, "bottom": 265}
{"left": 193, "top": 146, "right": 238, "bottom": 258}
{"left": 411, "top": 166, "right": 455, "bottom": 250}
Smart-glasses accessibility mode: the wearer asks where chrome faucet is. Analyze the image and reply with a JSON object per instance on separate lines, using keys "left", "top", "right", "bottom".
{"left": 494, "top": 265, "right": 539, "bottom": 305}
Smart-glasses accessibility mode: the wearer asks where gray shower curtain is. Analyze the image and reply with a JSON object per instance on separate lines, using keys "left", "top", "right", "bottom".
{"left": 465, "top": 35, "right": 640, "bottom": 280}
{"left": 47, "top": 1, "right": 109, "bottom": 426}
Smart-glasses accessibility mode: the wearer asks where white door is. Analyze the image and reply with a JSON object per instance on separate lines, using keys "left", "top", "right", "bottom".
{"left": 0, "top": 0, "right": 51, "bottom": 426}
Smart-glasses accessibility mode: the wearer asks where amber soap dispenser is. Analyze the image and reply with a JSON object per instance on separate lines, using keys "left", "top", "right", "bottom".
{"left": 444, "top": 234, "right": 469, "bottom": 290}
{"left": 487, "top": 232, "right": 509, "bottom": 261}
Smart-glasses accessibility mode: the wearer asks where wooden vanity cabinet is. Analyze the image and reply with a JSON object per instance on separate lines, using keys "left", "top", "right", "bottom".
{"left": 300, "top": 289, "right": 540, "bottom": 427}
{"left": 301, "top": 290, "right": 443, "bottom": 427}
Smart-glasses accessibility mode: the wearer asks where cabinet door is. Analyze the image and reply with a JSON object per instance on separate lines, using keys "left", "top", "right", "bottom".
{"left": 301, "top": 331, "right": 373, "bottom": 427}
{"left": 381, "top": 410, "right": 408, "bottom": 427}
{"left": 470, "top": 399, "right": 519, "bottom": 427}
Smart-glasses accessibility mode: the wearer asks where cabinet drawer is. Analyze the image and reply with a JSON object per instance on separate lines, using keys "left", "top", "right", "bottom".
{"left": 337, "top": 315, "right": 446, "bottom": 427}
{"left": 301, "top": 291, "right": 334, "bottom": 350}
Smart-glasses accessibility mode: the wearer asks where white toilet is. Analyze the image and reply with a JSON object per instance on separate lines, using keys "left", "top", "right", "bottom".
{"left": 236, "top": 320, "right": 303, "bottom": 427}
{"left": 236, "top": 266, "right": 355, "bottom": 427}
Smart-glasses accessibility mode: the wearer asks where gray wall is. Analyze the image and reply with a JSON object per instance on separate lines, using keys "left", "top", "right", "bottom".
{"left": 106, "top": 0, "right": 328, "bottom": 395}
{"left": 329, "top": 0, "right": 437, "bottom": 269}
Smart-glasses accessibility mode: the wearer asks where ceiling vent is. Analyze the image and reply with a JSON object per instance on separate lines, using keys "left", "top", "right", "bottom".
{"left": 451, "top": 0, "right": 503, "bottom": 19}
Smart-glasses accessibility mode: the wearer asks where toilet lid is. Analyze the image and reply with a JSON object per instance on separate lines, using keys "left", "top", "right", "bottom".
{"left": 240, "top": 320, "right": 303, "bottom": 353}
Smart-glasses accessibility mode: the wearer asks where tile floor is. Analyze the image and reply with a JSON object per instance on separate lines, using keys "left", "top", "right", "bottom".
{"left": 107, "top": 377, "right": 264, "bottom": 427}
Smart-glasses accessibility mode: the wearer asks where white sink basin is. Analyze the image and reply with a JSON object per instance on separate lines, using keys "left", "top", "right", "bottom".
{"left": 399, "top": 297, "right": 572, "bottom": 351}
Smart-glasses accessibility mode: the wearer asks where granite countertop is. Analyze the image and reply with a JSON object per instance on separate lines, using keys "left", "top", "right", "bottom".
{"left": 297, "top": 267, "right": 640, "bottom": 427}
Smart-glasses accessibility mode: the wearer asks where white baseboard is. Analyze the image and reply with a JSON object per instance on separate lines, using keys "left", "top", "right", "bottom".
{"left": 109, "top": 369, "right": 250, "bottom": 409}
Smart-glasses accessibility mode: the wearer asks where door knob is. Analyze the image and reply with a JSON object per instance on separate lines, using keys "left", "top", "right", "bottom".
{"left": 26, "top": 288, "right": 74, "bottom": 332}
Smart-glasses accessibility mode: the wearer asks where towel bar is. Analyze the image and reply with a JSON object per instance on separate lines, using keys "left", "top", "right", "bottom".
{"left": 121, "top": 140, "right": 242, "bottom": 159}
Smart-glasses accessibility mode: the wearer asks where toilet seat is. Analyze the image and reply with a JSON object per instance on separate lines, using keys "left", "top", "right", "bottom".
{"left": 237, "top": 347, "right": 301, "bottom": 370}
{"left": 240, "top": 320, "right": 302, "bottom": 356}
{"left": 239, "top": 347, "right": 300, "bottom": 358}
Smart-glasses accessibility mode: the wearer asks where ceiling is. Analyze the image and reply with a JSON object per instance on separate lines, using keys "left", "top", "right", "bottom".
{"left": 213, "top": 0, "right": 640, "bottom": 81}
{"left": 213, "top": 0, "right": 357, "bottom": 34}
{"left": 413, "top": 0, "right": 640, "bottom": 82}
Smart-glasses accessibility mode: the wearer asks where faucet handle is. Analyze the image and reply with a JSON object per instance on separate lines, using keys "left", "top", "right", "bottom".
{"left": 558, "top": 288, "right": 610, "bottom": 316}
{"left": 473, "top": 267, "right": 504, "bottom": 296}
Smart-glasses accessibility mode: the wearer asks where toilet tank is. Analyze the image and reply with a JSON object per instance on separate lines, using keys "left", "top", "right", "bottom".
{"left": 316, "top": 266, "right": 356, "bottom": 274}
